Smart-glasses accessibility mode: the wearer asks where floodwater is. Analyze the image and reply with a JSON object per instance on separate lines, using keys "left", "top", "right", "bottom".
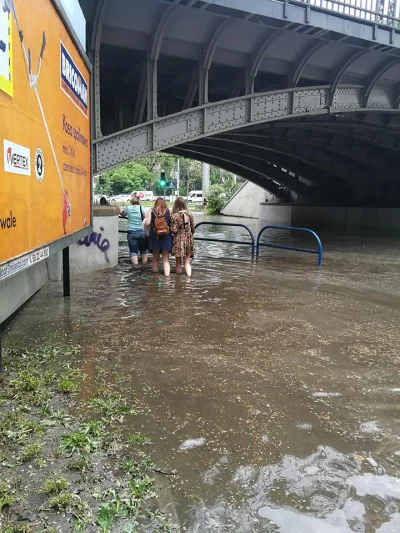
{"left": 5, "top": 215, "right": 400, "bottom": 532}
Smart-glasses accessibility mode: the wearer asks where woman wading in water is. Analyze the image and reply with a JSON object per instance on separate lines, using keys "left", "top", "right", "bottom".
{"left": 144, "top": 198, "right": 172, "bottom": 276}
{"left": 170, "top": 197, "right": 195, "bottom": 277}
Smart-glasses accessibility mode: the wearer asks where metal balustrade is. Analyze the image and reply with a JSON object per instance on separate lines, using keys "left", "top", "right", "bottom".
{"left": 283, "top": 0, "right": 400, "bottom": 27}
{"left": 256, "top": 225, "right": 323, "bottom": 267}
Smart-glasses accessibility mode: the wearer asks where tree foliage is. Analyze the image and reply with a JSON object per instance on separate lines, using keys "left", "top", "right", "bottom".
{"left": 95, "top": 162, "right": 151, "bottom": 195}
{"left": 206, "top": 184, "right": 226, "bottom": 214}
{"left": 95, "top": 152, "right": 239, "bottom": 199}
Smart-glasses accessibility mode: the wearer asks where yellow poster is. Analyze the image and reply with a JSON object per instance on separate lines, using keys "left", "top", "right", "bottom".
{"left": 0, "top": 6, "right": 13, "bottom": 97}
{"left": 0, "top": 0, "right": 91, "bottom": 265}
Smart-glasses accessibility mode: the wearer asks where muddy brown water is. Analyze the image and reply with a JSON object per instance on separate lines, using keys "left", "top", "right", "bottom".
{"left": 5, "top": 215, "right": 400, "bottom": 532}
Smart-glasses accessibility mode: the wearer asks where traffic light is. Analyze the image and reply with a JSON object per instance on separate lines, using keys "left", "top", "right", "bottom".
{"left": 160, "top": 171, "right": 166, "bottom": 188}
{"left": 99, "top": 176, "right": 105, "bottom": 186}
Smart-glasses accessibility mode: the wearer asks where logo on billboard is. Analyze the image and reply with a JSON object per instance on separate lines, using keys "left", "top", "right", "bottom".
{"left": 3, "top": 140, "right": 31, "bottom": 176}
{"left": 34, "top": 148, "right": 44, "bottom": 182}
{"left": 60, "top": 41, "right": 88, "bottom": 118}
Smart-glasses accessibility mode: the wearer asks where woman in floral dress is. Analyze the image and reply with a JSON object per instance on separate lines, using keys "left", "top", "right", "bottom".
{"left": 170, "top": 197, "right": 195, "bottom": 277}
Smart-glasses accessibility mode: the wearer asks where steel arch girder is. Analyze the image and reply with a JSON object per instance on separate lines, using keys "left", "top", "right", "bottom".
{"left": 245, "top": 29, "right": 284, "bottom": 94}
{"left": 330, "top": 50, "right": 369, "bottom": 106}
{"left": 206, "top": 134, "right": 366, "bottom": 186}
{"left": 166, "top": 148, "right": 284, "bottom": 196}
{"left": 90, "top": 0, "right": 111, "bottom": 52}
{"left": 189, "top": 138, "right": 340, "bottom": 188}
{"left": 93, "top": 84, "right": 399, "bottom": 174}
{"left": 238, "top": 127, "right": 397, "bottom": 176}
{"left": 364, "top": 58, "right": 400, "bottom": 106}
{"left": 199, "top": 18, "right": 235, "bottom": 105}
{"left": 257, "top": 121, "right": 400, "bottom": 154}
{"left": 165, "top": 147, "right": 308, "bottom": 198}
{"left": 150, "top": 2, "right": 179, "bottom": 61}
{"left": 91, "top": 0, "right": 111, "bottom": 137}
{"left": 290, "top": 40, "right": 329, "bottom": 87}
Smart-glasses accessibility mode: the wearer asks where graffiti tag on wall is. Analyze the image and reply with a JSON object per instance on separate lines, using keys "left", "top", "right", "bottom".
{"left": 78, "top": 227, "right": 110, "bottom": 262}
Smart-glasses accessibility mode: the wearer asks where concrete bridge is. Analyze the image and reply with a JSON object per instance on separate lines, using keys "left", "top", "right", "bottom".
{"left": 79, "top": 0, "right": 400, "bottom": 206}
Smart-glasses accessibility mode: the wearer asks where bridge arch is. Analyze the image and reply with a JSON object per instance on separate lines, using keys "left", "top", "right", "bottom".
{"left": 82, "top": 0, "right": 400, "bottom": 205}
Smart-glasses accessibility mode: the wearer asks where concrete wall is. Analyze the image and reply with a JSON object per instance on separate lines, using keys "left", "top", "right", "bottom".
{"left": 69, "top": 206, "right": 120, "bottom": 274}
{"left": 259, "top": 204, "right": 400, "bottom": 229}
{"left": 0, "top": 261, "right": 48, "bottom": 323}
{"left": 1, "top": 207, "right": 120, "bottom": 323}
{"left": 259, "top": 204, "right": 292, "bottom": 225}
{"left": 222, "top": 181, "right": 274, "bottom": 218}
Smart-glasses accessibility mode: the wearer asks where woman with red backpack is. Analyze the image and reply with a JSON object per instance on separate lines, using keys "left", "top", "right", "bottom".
{"left": 144, "top": 197, "right": 172, "bottom": 276}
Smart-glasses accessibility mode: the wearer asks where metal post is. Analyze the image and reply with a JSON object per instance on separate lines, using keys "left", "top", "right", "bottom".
{"left": 198, "top": 65, "right": 208, "bottom": 106}
{"left": 93, "top": 51, "right": 102, "bottom": 138}
{"left": 147, "top": 56, "right": 158, "bottom": 121}
{"left": 202, "top": 163, "right": 210, "bottom": 195}
{"left": 63, "top": 247, "right": 70, "bottom": 298}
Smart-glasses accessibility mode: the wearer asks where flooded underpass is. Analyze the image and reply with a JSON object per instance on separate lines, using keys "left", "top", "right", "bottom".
{"left": 4, "top": 216, "right": 400, "bottom": 532}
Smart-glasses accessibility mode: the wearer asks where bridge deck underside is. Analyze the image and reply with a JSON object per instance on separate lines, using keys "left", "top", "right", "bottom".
{"left": 80, "top": 0, "right": 400, "bottom": 206}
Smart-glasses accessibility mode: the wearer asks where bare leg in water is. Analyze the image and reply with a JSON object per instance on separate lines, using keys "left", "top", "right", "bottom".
{"left": 184, "top": 255, "right": 192, "bottom": 277}
{"left": 176, "top": 257, "right": 182, "bottom": 274}
{"left": 152, "top": 250, "right": 160, "bottom": 273}
{"left": 162, "top": 250, "right": 170, "bottom": 276}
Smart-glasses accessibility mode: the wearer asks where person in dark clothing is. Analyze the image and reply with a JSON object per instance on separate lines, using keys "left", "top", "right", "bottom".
{"left": 144, "top": 197, "right": 172, "bottom": 276}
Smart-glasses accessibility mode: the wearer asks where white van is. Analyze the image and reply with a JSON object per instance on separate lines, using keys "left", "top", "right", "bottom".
{"left": 187, "top": 190, "right": 203, "bottom": 203}
{"left": 131, "top": 191, "right": 154, "bottom": 201}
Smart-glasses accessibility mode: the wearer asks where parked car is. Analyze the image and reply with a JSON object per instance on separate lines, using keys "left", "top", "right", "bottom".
{"left": 109, "top": 195, "right": 129, "bottom": 203}
{"left": 187, "top": 190, "right": 203, "bottom": 203}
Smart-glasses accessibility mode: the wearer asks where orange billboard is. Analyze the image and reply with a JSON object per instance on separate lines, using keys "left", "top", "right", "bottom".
{"left": 0, "top": 0, "right": 91, "bottom": 273}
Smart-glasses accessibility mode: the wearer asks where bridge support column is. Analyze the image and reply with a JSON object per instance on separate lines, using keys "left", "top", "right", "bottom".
{"left": 202, "top": 163, "right": 210, "bottom": 194}
{"left": 92, "top": 51, "right": 102, "bottom": 138}
{"left": 147, "top": 56, "right": 158, "bottom": 120}
{"left": 198, "top": 66, "right": 208, "bottom": 106}
{"left": 133, "top": 61, "right": 147, "bottom": 125}
{"left": 245, "top": 65, "right": 255, "bottom": 95}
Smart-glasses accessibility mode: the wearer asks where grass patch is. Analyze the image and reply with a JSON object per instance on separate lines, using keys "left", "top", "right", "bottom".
{"left": 0, "top": 342, "right": 173, "bottom": 532}
{"left": 19, "top": 442, "right": 42, "bottom": 463}
{"left": 61, "top": 423, "right": 102, "bottom": 455}
{"left": 56, "top": 377, "right": 78, "bottom": 394}
{"left": 0, "top": 480, "right": 15, "bottom": 512}
{"left": 67, "top": 457, "right": 92, "bottom": 474}
{"left": 40, "top": 405, "right": 69, "bottom": 423}
{"left": 48, "top": 490, "right": 81, "bottom": 512}
{"left": 127, "top": 432, "right": 152, "bottom": 447}
{"left": 90, "top": 390, "right": 133, "bottom": 419}
{"left": 41, "top": 477, "right": 69, "bottom": 495}
{"left": 0, "top": 525, "right": 32, "bottom": 533}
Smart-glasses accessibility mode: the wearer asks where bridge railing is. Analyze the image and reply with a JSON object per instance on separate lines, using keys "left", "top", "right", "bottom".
{"left": 282, "top": 0, "right": 400, "bottom": 28}
{"left": 256, "top": 225, "right": 323, "bottom": 267}
{"left": 194, "top": 222, "right": 256, "bottom": 257}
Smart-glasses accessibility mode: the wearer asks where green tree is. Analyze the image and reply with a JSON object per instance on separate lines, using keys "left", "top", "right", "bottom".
{"left": 206, "top": 184, "right": 226, "bottom": 214}
{"left": 137, "top": 153, "right": 175, "bottom": 194}
{"left": 94, "top": 153, "right": 240, "bottom": 199}
{"left": 95, "top": 162, "right": 151, "bottom": 195}
{"left": 179, "top": 158, "right": 202, "bottom": 196}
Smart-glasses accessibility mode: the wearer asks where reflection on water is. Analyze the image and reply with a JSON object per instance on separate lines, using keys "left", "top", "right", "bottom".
{"left": 6, "top": 215, "right": 400, "bottom": 532}
{"left": 187, "top": 446, "right": 400, "bottom": 532}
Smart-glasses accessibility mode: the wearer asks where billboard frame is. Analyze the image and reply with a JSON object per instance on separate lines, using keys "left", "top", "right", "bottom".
{"left": 0, "top": 0, "right": 93, "bottom": 279}
{"left": 0, "top": 0, "right": 93, "bottom": 371}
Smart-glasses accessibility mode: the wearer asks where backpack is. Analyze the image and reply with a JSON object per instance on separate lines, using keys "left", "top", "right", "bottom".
{"left": 153, "top": 210, "right": 170, "bottom": 238}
